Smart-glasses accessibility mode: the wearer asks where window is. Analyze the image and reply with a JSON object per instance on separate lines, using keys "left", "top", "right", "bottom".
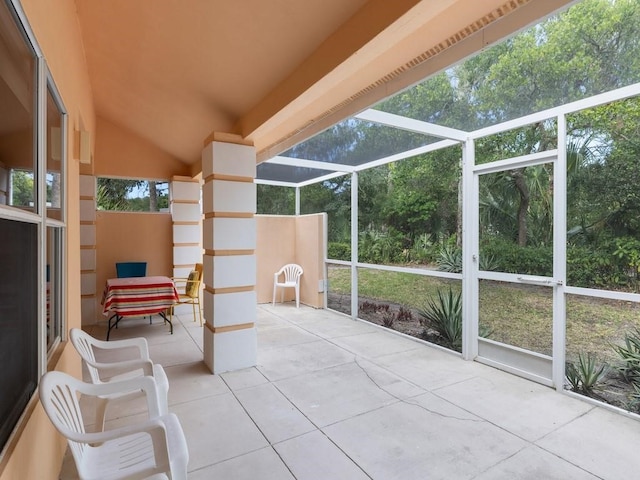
{"left": 0, "top": 0, "right": 66, "bottom": 452}
{"left": 96, "top": 178, "right": 169, "bottom": 212}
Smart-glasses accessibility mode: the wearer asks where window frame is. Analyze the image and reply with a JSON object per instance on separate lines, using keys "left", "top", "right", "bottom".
{"left": 0, "top": 0, "right": 67, "bottom": 455}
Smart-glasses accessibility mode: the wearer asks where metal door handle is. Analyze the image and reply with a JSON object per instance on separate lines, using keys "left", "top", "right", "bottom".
{"left": 516, "top": 275, "right": 562, "bottom": 286}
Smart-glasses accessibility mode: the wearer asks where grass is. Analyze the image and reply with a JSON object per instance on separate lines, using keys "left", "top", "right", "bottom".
{"left": 328, "top": 266, "right": 640, "bottom": 362}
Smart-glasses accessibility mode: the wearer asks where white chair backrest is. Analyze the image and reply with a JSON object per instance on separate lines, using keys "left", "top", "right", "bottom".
{"left": 41, "top": 370, "right": 181, "bottom": 480}
{"left": 69, "top": 328, "right": 101, "bottom": 384}
{"left": 279, "top": 263, "right": 303, "bottom": 282}
{"left": 70, "top": 328, "right": 153, "bottom": 386}
{"left": 39, "top": 371, "right": 88, "bottom": 464}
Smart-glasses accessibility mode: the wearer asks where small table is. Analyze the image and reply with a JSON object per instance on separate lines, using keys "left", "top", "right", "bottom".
{"left": 101, "top": 276, "right": 179, "bottom": 340}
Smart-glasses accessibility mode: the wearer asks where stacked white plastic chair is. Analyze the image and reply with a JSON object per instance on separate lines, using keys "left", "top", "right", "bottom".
{"left": 69, "top": 328, "right": 169, "bottom": 431}
{"left": 40, "top": 371, "right": 188, "bottom": 480}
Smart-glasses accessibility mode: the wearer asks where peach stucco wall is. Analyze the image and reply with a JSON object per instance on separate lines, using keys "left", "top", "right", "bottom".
{"left": 94, "top": 211, "right": 174, "bottom": 322}
{"left": 94, "top": 117, "right": 190, "bottom": 179}
{"left": 0, "top": 0, "right": 94, "bottom": 478}
{"left": 256, "top": 213, "right": 326, "bottom": 308}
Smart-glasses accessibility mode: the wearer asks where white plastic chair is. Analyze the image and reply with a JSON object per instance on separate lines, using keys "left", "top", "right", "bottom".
{"left": 272, "top": 263, "right": 303, "bottom": 308}
{"left": 70, "top": 328, "right": 169, "bottom": 431}
{"left": 40, "top": 371, "right": 188, "bottom": 480}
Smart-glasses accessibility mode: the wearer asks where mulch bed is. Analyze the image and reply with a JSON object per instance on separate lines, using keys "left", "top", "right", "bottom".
{"left": 327, "top": 292, "right": 450, "bottom": 349}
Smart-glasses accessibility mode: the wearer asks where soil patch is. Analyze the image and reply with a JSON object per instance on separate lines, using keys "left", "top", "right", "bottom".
{"left": 327, "top": 292, "right": 451, "bottom": 349}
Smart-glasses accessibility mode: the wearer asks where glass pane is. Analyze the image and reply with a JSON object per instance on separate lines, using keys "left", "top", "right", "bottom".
{"left": 566, "top": 96, "right": 640, "bottom": 292}
{"left": 0, "top": 6, "right": 36, "bottom": 211}
{"left": 479, "top": 280, "right": 552, "bottom": 356}
{"left": 97, "top": 178, "right": 169, "bottom": 212}
{"left": 479, "top": 164, "right": 553, "bottom": 276}
{"left": 327, "top": 263, "right": 350, "bottom": 316}
{"left": 46, "top": 86, "right": 63, "bottom": 219}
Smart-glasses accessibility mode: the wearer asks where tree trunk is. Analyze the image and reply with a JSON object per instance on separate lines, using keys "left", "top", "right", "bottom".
{"left": 149, "top": 181, "right": 158, "bottom": 212}
{"left": 511, "top": 168, "right": 529, "bottom": 246}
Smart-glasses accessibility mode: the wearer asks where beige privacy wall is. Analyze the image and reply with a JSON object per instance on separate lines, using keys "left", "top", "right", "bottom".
{"left": 256, "top": 213, "right": 326, "bottom": 308}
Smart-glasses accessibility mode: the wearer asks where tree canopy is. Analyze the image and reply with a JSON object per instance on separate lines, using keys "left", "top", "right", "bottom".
{"left": 257, "top": 0, "right": 640, "bottom": 288}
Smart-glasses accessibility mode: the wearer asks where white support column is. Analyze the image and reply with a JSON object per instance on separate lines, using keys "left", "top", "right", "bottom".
{"left": 295, "top": 186, "right": 300, "bottom": 215}
{"left": 461, "top": 139, "right": 478, "bottom": 360}
{"left": 170, "top": 176, "right": 202, "bottom": 278}
{"left": 201, "top": 134, "right": 257, "bottom": 374}
{"left": 350, "top": 172, "right": 358, "bottom": 319}
{"left": 79, "top": 175, "right": 97, "bottom": 325}
{"left": 552, "top": 114, "right": 568, "bottom": 390}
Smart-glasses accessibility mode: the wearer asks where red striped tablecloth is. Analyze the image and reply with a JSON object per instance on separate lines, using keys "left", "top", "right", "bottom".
{"left": 102, "top": 276, "right": 179, "bottom": 317}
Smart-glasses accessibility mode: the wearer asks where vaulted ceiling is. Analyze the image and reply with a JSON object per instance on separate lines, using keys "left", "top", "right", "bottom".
{"left": 74, "top": 0, "right": 575, "bottom": 173}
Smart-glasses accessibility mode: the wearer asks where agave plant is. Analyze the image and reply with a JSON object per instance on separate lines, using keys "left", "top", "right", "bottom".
{"left": 611, "top": 328, "right": 640, "bottom": 385}
{"left": 436, "top": 244, "right": 462, "bottom": 273}
{"left": 418, "top": 287, "right": 462, "bottom": 351}
{"left": 565, "top": 352, "right": 608, "bottom": 395}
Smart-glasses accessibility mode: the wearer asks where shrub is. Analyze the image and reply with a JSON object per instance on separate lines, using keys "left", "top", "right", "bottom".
{"left": 565, "top": 352, "right": 608, "bottom": 395}
{"left": 382, "top": 311, "right": 396, "bottom": 328}
{"left": 358, "top": 228, "right": 405, "bottom": 264}
{"left": 481, "top": 239, "right": 552, "bottom": 276}
{"left": 405, "top": 233, "right": 436, "bottom": 264}
{"left": 359, "top": 301, "right": 378, "bottom": 314}
{"left": 396, "top": 306, "right": 413, "bottom": 322}
{"left": 328, "top": 242, "right": 350, "bottom": 261}
{"left": 418, "top": 287, "right": 462, "bottom": 352}
{"left": 377, "top": 303, "right": 390, "bottom": 313}
{"left": 566, "top": 243, "right": 627, "bottom": 289}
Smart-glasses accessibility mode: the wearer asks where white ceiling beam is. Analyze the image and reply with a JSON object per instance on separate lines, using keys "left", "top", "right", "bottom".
{"left": 254, "top": 178, "right": 298, "bottom": 187}
{"left": 297, "top": 171, "right": 349, "bottom": 187}
{"left": 354, "top": 138, "right": 459, "bottom": 172}
{"left": 355, "top": 109, "right": 468, "bottom": 141}
{"left": 266, "top": 155, "right": 355, "bottom": 173}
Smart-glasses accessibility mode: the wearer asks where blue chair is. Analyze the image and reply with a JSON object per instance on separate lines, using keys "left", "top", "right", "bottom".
{"left": 116, "top": 262, "right": 147, "bottom": 278}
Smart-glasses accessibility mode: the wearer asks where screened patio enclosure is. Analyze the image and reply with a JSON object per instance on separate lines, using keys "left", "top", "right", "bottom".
{"left": 255, "top": 80, "right": 640, "bottom": 396}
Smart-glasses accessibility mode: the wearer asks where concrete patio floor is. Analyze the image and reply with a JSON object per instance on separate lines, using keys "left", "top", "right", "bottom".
{"left": 61, "top": 303, "right": 640, "bottom": 479}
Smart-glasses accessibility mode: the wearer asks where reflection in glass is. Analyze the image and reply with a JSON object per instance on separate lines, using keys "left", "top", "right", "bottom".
{"left": 46, "top": 86, "right": 63, "bottom": 219}
{"left": 0, "top": 13, "right": 36, "bottom": 210}
{"left": 46, "top": 226, "right": 63, "bottom": 349}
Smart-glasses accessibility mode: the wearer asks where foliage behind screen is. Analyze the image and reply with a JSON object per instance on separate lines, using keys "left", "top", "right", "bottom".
{"left": 97, "top": 178, "right": 169, "bottom": 212}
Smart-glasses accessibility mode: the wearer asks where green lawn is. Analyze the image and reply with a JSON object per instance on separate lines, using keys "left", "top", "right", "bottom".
{"left": 328, "top": 266, "right": 640, "bottom": 363}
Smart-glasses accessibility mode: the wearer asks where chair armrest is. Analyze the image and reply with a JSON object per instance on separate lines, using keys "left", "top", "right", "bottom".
{"left": 86, "top": 335, "right": 151, "bottom": 361}
{"left": 68, "top": 414, "right": 169, "bottom": 447}
{"left": 87, "top": 358, "right": 155, "bottom": 378}
{"left": 76, "top": 375, "right": 163, "bottom": 418}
